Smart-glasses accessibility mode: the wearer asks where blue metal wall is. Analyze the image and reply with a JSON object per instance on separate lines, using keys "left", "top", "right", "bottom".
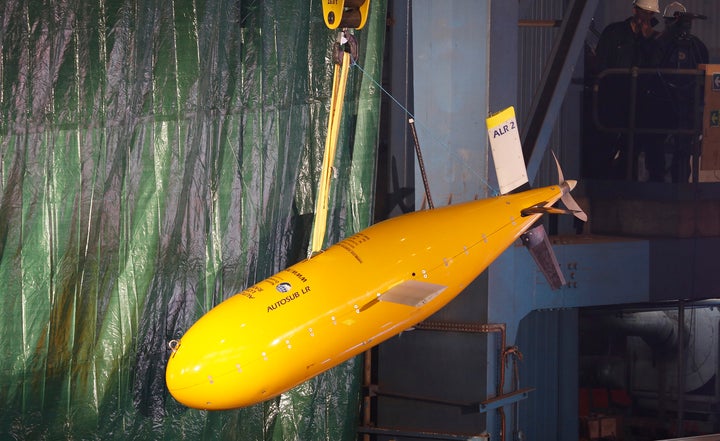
{"left": 516, "top": 309, "right": 579, "bottom": 441}
{"left": 411, "top": 0, "right": 491, "bottom": 206}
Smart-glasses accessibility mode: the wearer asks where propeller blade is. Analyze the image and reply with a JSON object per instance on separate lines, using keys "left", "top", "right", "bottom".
{"left": 561, "top": 192, "right": 588, "bottom": 222}
{"left": 552, "top": 151, "right": 588, "bottom": 222}
{"left": 552, "top": 151, "right": 565, "bottom": 183}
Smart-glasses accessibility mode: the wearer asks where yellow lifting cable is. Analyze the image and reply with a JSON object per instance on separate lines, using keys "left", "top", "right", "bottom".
{"left": 309, "top": 44, "right": 351, "bottom": 256}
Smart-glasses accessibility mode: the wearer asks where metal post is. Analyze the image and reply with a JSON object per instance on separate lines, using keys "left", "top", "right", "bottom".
{"left": 409, "top": 118, "right": 434, "bottom": 209}
{"left": 626, "top": 67, "right": 639, "bottom": 181}
{"left": 677, "top": 300, "right": 686, "bottom": 436}
{"left": 692, "top": 72, "right": 703, "bottom": 184}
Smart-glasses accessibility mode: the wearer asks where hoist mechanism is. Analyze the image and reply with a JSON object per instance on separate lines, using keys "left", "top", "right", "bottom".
{"left": 309, "top": 1, "right": 367, "bottom": 255}
{"left": 322, "top": 0, "right": 371, "bottom": 30}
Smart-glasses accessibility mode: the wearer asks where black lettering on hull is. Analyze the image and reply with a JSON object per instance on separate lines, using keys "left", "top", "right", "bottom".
{"left": 266, "top": 286, "right": 312, "bottom": 312}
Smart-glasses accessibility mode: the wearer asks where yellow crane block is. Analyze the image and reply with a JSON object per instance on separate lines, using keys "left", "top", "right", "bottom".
{"left": 322, "top": 0, "right": 371, "bottom": 30}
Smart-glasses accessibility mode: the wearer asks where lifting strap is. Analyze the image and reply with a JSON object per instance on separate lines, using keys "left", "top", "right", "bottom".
{"left": 308, "top": 47, "right": 351, "bottom": 256}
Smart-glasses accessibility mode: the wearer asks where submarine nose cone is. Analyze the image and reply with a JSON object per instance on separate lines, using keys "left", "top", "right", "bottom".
{"left": 164, "top": 311, "right": 259, "bottom": 410}
{"left": 164, "top": 313, "right": 238, "bottom": 410}
{"left": 165, "top": 337, "right": 214, "bottom": 409}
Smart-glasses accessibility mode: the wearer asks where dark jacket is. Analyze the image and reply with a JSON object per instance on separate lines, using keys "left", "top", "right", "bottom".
{"left": 594, "top": 17, "right": 661, "bottom": 73}
{"left": 658, "top": 32, "right": 708, "bottom": 69}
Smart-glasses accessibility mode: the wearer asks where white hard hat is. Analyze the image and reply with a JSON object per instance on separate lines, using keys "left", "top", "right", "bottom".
{"left": 663, "top": 1, "right": 687, "bottom": 18}
{"left": 633, "top": 0, "right": 660, "bottom": 13}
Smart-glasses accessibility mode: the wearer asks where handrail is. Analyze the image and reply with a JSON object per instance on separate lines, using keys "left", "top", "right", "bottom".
{"left": 591, "top": 67, "right": 705, "bottom": 181}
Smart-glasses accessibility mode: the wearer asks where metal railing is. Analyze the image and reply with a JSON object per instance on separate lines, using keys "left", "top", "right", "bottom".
{"left": 591, "top": 67, "right": 705, "bottom": 182}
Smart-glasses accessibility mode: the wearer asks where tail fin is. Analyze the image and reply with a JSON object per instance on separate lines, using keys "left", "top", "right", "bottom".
{"left": 521, "top": 225, "right": 566, "bottom": 290}
{"left": 486, "top": 107, "right": 528, "bottom": 195}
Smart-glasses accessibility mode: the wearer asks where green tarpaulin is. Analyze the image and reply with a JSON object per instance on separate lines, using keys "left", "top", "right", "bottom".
{"left": 0, "top": 0, "right": 386, "bottom": 439}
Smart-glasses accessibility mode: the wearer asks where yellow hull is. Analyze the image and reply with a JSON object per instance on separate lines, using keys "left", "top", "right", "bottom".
{"left": 165, "top": 185, "right": 563, "bottom": 409}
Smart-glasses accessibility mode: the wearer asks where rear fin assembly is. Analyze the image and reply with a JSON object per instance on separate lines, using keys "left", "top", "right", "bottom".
{"left": 485, "top": 107, "right": 589, "bottom": 290}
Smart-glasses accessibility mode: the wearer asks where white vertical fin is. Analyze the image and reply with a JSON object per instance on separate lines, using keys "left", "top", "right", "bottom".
{"left": 486, "top": 106, "right": 528, "bottom": 195}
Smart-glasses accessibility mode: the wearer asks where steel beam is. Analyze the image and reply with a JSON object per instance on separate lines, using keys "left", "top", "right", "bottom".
{"left": 521, "top": 0, "right": 599, "bottom": 182}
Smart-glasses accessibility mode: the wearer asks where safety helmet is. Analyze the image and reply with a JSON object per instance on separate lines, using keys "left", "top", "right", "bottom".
{"left": 663, "top": 1, "right": 687, "bottom": 18}
{"left": 633, "top": 0, "right": 660, "bottom": 13}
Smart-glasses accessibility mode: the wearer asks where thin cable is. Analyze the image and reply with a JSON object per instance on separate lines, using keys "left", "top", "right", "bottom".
{"left": 351, "top": 60, "right": 497, "bottom": 195}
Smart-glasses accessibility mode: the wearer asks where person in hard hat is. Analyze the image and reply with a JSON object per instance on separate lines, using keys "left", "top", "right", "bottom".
{"left": 588, "top": 0, "right": 663, "bottom": 180}
{"left": 651, "top": 1, "right": 709, "bottom": 182}
{"left": 658, "top": 2, "right": 708, "bottom": 71}
{"left": 594, "top": 0, "right": 662, "bottom": 72}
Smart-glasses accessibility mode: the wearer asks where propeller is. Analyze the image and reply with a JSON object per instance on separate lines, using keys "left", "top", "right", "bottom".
{"left": 552, "top": 151, "right": 588, "bottom": 222}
